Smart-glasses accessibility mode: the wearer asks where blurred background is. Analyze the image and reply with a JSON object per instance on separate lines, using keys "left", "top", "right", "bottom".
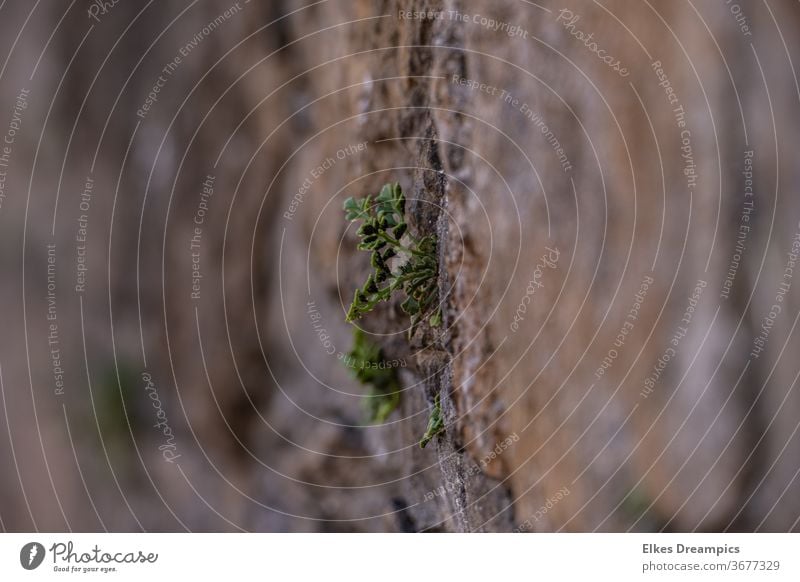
{"left": 1, "top": 0, "right": 799, "bottom": 532}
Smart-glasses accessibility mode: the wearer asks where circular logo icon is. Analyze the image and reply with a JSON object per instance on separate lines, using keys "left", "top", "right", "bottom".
{"left": 19, "top": 542, "right": 45, "bottom": 570}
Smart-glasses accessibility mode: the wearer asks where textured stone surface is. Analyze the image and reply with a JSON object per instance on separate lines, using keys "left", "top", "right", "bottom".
{"left": 0, "top": 0, "right": 799, "bottom": 532}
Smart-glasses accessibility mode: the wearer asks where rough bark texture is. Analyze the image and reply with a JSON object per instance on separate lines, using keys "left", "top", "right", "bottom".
{"left": 1, "top": 0, "right": 799, "bottom": 532}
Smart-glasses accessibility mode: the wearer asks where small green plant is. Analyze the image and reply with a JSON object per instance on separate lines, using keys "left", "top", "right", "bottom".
{"left": 419, "top": 393, "right": 445, "bottom": 448}
{"left": 343, "top": 182, "right": 440, "bottom": 337}
{"left": 346, "top": 328, "right": 401, "bottom": 423}
{"left": 343, "top": 182, "right": 446, "bottom": 443}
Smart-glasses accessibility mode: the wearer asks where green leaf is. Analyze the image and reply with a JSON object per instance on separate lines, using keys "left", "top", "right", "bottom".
{"left": 377, "top": 183, "right": 393, "bottom": 203}
{"left": 370, "top": 251, "right": 383, "bottom": 270}
{"left": 343, "top": 197, "right": 359, "bottom": 220}
{"left": 363, "top": 274, "right": 378, "bottom": 294}
{"left": 357, "top": 223, "right": 376, "bottom": 236}
{"left": 401, "top": 296, "right": 420, "bottom": 315}
{"left": 420, "top": 394, "right": 445, "bottom": 448}
{"left": 392, "top": 183, "right": 405, "bottom": 214}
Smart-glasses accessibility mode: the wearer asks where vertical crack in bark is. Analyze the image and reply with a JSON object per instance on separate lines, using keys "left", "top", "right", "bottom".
{"left": 398, "top": 0, "right": 514, "bottom": 531}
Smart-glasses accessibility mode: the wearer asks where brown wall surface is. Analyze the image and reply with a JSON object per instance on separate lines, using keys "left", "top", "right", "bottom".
{"left": 0, "top": 0, "right": 798, "bottom": 532}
